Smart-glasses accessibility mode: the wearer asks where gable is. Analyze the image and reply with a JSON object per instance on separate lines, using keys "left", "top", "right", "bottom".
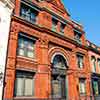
{"left": 46, "top": 0, "right": 70, "bottom": 16}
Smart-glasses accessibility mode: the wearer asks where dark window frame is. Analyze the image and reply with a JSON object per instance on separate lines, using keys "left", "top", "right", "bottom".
{"left": 60, "top": 23, "right": 66, "bottom": 33}
{"left": 17, "top": 33, "right": 36, "bottom": 59}
{"left": 74, "top": 29, "right": 82, "bottom": 43}
{"left": 14, "top": 70, "right": 35, "bottom": 97}
{"left": 52, "top": 17, "right": 58, "bottom": 32}
{"left": 20, "top": 1, "right": 39, "bottom": 24}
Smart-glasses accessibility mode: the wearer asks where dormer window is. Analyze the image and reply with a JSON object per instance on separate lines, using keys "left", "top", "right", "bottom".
{"left": 60, "top": 23, "right": 66, "bottom": 33}
{"left": 52, "top": 17, "right": 58, "bottom": 32}
{"left": 20, "top": 2, "right": 38, "bottom": 24}
{"left": 74, "top": 29, "right": 82, "bottom": 43}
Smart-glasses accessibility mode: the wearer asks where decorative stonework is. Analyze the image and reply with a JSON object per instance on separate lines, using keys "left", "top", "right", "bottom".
{"left": 47, "top": 0, "right": 66, "bottom": 12}
{"left": 0, "top": 0, "right": 15, "bottom": 11}
{"left": 38, "top": 35, "right": 49, "bottom": 46}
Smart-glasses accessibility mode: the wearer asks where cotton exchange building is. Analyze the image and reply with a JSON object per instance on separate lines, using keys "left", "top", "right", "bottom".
{"left": 4, "top": 0, "right": 91, "bottom": 100}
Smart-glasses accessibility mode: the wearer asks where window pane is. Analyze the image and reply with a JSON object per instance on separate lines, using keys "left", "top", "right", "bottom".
{"left": 52, "top": 80, "right": 61, "bottom": 98}
{"left": 24, "top": 78, "right": 33, "bottom": 96}
{"left": 18, "top": 49, "right": 25, "bottom": 56}
{"left": 28, "top": 42, "right": 34, "bottom": 50}
{"left": 18, "top": 39, "right": 24, "bottom": 48}
{"left": 31, "top": 12, "right": 36, "bottom": 23}
{"left": 27, "top": 51, "right": 34, "bottom": 58}
{"left": 15, "top": 78, "right": 24, "bottom": 96}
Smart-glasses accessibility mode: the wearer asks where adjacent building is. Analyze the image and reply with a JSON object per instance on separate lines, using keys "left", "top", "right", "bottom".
{"left": 2, "top": 0, "right": 100, "bottom": 100}
{"left": 87, "top": 40, "right": 100, "bottom": 99}
{"left": 0, "top": 0, "right": 15, "bottom": 100}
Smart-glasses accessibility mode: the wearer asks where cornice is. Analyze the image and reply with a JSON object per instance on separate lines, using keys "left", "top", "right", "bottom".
{"left": 11, "top": 15, "right": 88, "bottom": 51}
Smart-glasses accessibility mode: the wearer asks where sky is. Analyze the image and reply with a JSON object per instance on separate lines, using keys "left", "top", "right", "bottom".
{"left": 63, "top": 0, "right": 100, "bottom": 46}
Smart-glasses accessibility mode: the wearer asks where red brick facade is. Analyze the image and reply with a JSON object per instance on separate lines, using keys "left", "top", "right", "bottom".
{"left": 3, "top": 0, "right": 99, "bottom": 100}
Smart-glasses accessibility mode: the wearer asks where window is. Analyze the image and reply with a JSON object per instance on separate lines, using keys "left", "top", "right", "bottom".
{"left": 51, "top": 75, "right": 66, "bottom": 98}
{"left": 60, "top": 23, "right": 65, "bottom": 33}
{"left": 17, "top": 34, "right": 35, "bottom": 58}
{"left": 91, "top": 57, "right": 96, "bottom": 72}
{"left": 53, "top": 55, "right": 67, "bottom": 69}
{"left": 93, "top": 80, "right": 99, "bottom": 95}
{"left": 20, "top": 3, "right": 38, "bottom": 23}
{"left": 77, "top": 54, "right": 84, "bottom": 69}
{"left": 74, "top": 30, "right": 82, "bottom": 44}
{"left": 51, "top": 54, "right": 67, "bottom": 99}
{"left": 14, "top": 71, "right": 35, "bottom": 96}
{"left": 79, "top": 78, "right": 86, "bottom": 95}
{"left": 52, "top": 76, "right": 62, "bottom": 98}
{"left": 52, "top": 17, "right": 58, "bottom": 32}
{"left": 98, "top": 59, "right": 100, "bottom": 68}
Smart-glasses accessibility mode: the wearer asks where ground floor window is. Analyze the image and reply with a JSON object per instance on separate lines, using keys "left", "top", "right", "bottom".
{"left": 14, "top": 70, "right": 35, "bottom": 97}
{"left": 51, "top": 75, "right": 66, "bottom": 98}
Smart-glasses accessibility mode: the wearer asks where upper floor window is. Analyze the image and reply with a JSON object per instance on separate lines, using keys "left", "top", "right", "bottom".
{"left": 91, "top": 56, "right": 96, "bottom": 72}
{"left": 14, "top": 70, "right": 35, "bottom": 97}
{"left": 97, "top": 59, "right": 100, "bottom": 68}
{"left": 77, "top": 54, "right": 84, "bottom": 69}
{"left": 52, "top": 17, "right": 58, "bottom": 32}
{"left": 74, "top": 29, "right": 82, "bottom": 44}
{"left": 79, "top": 78, "right": 86, "bottom": 95}
{"left": 60, "top": 23, "right": 66, "bottom": 33}
{"left": 92, "top": 80, "right": 99, "bottom": 95}
{"left": 17, "top": 34, "right": 36, "bottom": 58}
{"left": 20, "top": 2, "right": 38, "bottom": 23}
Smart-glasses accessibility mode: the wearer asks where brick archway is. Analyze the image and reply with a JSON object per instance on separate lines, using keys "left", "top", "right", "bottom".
{"left": 48, "top": 47, "right": 70, "bottom": 99}
{"left": 48, "top": 47, "right": 70, "bottom": 66}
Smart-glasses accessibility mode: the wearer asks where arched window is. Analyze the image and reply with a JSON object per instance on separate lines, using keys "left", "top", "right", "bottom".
{"left": 51, "top": 54, "right": 68, "bottom": 99}
{"left": 52, "top": 55, "right": 68, "bottom": 69}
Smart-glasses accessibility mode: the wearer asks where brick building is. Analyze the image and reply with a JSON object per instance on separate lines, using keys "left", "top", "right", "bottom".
{"left": 3, "top": 0, "right": 94, "bottom": 100}
{"left": 87, "top": 40, "right": 100, "bottom": 99}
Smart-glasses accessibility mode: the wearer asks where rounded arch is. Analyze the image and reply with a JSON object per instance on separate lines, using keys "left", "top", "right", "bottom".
{"left": 49, "top": 47, "right": 69, "bottom": 99}
{"left": 51, "top": 52, "right": 68, "bottom": 69}
{"left": 48, "top": 47, "right": 70, "bottom": 67}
